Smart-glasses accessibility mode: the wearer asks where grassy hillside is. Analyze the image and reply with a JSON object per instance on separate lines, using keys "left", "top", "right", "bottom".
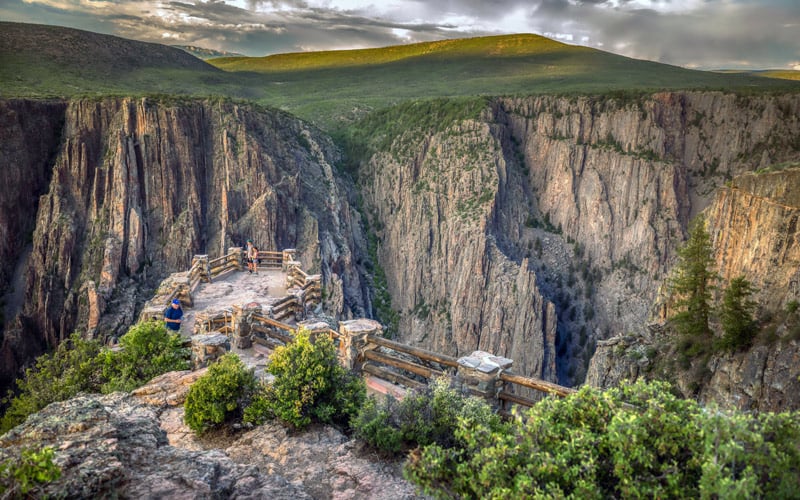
{"left": 2, "top": 23, "right": 798, "bottom": 130}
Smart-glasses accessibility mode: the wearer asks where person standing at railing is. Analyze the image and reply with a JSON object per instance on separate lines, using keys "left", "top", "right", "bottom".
{"left": 246, "top": 239, "right": 259, "bottom": 275}
{"left": 164, "top": 299, "right": 183, "bottom": 331}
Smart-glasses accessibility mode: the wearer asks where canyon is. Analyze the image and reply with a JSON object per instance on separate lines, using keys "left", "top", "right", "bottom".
{"left": 1, "top": 91, "right": 799, "bottom": 409}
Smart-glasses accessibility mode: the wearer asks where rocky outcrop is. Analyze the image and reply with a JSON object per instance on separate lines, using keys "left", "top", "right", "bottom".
{"left": 586, "top": 167, "right": 800, "bottom": 411}
{"left": 0, "top": 392, "right": 311, "bottom": 499}
{"left": 359, "top": 118, "right": 558, "bottom": 382}
{"left": 134, "top": 369, "right": 420, "bottom": 499}
{"left": 0, "top": 369, "right": 421, "bottom": 499}
{"left": 0, "top": 97, "right": 370, "bottom": 395}
{"left": 358, "top": 92, "right": 800, "bottom": 386}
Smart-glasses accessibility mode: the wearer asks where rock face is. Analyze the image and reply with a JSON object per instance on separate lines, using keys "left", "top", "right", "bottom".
{"left": 132, "top": 369, "right": 421, "bottom": 499}
{"left": 587, "top": 167, "right": 800, "bottom": 411}
{"left": 0, "top": 370, "right": 423, "bottom": 500}
{"left": 358, "top": 92, "right": 800, "bottom": 386}
{"left": 0, "top": 97, "right": 370, "bottom": 395}
{"left": 358, "top": 118, "right": 558, "bottom": 383}
{"left": 0, "top": 392, "right": 311, "bottom": 499}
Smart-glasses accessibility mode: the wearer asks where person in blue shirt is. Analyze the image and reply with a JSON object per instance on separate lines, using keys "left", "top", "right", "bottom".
{"left": 164, "top": 299, "right": 183, "bottom": 331}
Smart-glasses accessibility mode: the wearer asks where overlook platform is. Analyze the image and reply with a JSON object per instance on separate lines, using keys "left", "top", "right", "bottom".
{"left": 140, "top": 247, "right": 575, "bottom": 411}
{"left": 178, "top": 268, "right": 289, "bottom": 338}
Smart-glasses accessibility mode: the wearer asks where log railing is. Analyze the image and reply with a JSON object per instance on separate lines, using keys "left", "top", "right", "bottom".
{"left": 141, "top": 247, "right": 575, "bottom": 412}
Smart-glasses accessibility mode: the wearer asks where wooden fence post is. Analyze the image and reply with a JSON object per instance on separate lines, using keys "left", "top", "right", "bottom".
{"left": 282, "top": 249, "right": 296, "bottom": 271}
{"left": 192, "top": 254, "right": 211, "bottom": 283}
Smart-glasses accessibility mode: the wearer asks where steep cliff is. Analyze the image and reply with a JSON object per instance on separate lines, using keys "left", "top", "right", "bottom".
{"left": 0, "top": 97, "right": 370, "bottom": 394}
{"left": 356, "top": 92, "right": 800, "bottom": 386}
{"left": 586, "top": 167, "right": 800, "bottom": 410}
{"left": 357, "top": 106, "right": 558, "bottom": 384}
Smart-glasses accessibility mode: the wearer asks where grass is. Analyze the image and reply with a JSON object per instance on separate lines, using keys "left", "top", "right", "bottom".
{"left": 2, "top": 24, "right": 800, "bottom": 131}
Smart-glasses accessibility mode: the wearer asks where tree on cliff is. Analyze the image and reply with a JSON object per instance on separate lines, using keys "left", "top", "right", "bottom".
{"left": 669, "top": 215, "right": 717, "bottom": 340}
{"left": 719, "top": 276, "right": 759, "bottom": 352}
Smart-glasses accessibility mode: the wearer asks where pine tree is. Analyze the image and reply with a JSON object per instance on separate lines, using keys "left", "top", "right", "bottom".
{"left": 719, "top": 276, "right": 758, "bottom": 351}
{"left": 669, "top": 215, "right": 717, "bottom": 339}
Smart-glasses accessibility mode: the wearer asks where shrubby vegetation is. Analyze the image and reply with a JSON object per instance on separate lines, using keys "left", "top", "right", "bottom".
{"left": 0, "top": 446, "right": 61, "bottom": 497}
{"left": 1, "top": 321, "right": 189, "bottom": 433}
{"left": 352, "top": 377, "right": 503, "bottom": 455}
{"left": 185, "top": 328, "right": 365, "bottom": 432}
{"left": 403, "top": 380, "right": 800, "bottom": 499}
{"left": 0, "top": 334, "right": 104, "bottom": 433}
{"left": 184, "top": 353, "right": 256, "bottom": 434}
{"left": 101, "top": 320, "right": 190, "bottom": 392}
{"left": 253, "top": 328, "right": 365, "bottom": 429}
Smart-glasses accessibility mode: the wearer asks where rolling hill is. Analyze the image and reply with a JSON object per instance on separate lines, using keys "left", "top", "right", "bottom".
{"left": 2, "top": 22, "right": 799, "bottom": 130}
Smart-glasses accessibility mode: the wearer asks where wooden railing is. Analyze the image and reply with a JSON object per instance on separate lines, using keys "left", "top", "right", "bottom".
{"left": 356, "top": 333, "right": 574, "bottom": 410}
{"left": 143, "top": 247, "right": 575, "bottom": 412}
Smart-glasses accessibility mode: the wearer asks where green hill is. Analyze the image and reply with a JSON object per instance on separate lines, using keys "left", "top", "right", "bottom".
{"left": 2, "top": 23, "right": 798, "bottom": 130}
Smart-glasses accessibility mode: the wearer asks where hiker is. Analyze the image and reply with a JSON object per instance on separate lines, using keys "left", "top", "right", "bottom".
{"left": 164, "top": 298, "right": 183, "bottom": 331}
{"left": 246, "top": 239, "right": 259, "bottom": 274}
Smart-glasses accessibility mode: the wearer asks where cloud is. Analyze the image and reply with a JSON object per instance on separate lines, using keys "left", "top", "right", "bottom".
{"left": 1, "top": 0, "right": 799, "bottom": 69}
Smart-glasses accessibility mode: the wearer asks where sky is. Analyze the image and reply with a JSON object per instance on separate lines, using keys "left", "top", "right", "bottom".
{"left": 1, "top": 0, "right": 799, "bottom": 70}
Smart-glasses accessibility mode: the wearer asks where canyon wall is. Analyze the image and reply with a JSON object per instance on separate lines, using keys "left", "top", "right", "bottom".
{"left": 0, "top": 97, "right": 369, "bottom": 393}
{"left": 359, "top": 92, "right": 800, "bottom": 386}
{"left": 586, "top": 167, "right": 800, "bottom": 410}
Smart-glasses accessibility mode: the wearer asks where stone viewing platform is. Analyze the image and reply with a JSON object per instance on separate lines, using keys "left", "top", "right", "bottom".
{"left": 138, "top": 247, "right": 575, "bottom": 413}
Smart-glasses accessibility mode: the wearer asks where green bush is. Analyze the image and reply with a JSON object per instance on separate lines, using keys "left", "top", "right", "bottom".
{"left": 353, "top": 377, "right": 504, "bottom": 455}
{"left": 351, "top": 395, "right": 403, "bottom": 454}
{"left": 0, "top": 334, "right": 103, "bottom": 433}
{"left": 404, "top": 380, "right": 800, "bottom": 499}
{"left": 0, "top": 446, "right": 61, "bottom": 496}
{"left": 184, "top": 353, "right": 256, "bottom": 434}
{"left": 265, "top": 328, "right": 365, "bottom": 429}
{"left": 242, "top": 381, "right": 274, "bottom": 426}
{"left": 101, "top": 320, "right": 190, "bottom": 392}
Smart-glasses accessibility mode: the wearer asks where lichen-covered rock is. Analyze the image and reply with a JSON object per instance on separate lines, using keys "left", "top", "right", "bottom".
{"left": 0, "top": 392, "right": 309, "bottom": 499}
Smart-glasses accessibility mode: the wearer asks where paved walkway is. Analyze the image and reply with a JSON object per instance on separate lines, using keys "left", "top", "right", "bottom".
{"left": 179, "top": 268, "right": 291, "bottom": 375}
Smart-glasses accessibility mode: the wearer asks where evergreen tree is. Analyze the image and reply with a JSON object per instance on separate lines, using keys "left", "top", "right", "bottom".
{"left": 669, "top": 215, "right": 717, "bottom": 338}
{"left": 719, "top": 276, "right": 758, "bottom": 351}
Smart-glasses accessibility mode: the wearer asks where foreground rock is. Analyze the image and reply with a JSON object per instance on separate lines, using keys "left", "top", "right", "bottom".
{"left": 134, "top": 371, "right": 422, "bottom": 500}
{"left": 0, "top": 392, "right": 308, "bottom": 499}
{"left": 0, "top": 371, "right": 423, "bottom": 499}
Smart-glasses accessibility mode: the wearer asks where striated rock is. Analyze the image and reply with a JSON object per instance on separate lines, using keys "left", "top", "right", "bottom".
{"left": 706, "top": 168, "right": 800, "bottom": 314}
{"left": 587, "top": 167, "right": 800, "bottom": 410}
{"left": 358, "top": 92, "right": 800, "bottom": 387}
{"left": 0, "top": 97, "right": 370, "bottom": 395}
{"left": 359, "top": 119, "right": 558, "bottom": 384}
{"left": 0, "top": 392, "right": 310, "bottom": 499}
{"left": 0, "top": 99, "right": 66, "bottom": 392}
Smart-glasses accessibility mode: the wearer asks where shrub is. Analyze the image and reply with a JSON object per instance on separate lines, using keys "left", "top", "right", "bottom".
{"left": 266, "top": 328, "right": 365, "bottom": 429}
{"left": 404, "top": 380, "right": 800, "bottom": 499}
{"left": 0, "top": 446, "right": 61, "bottom": 496}
{"left": 184, "top": 353, "right": 257, "bottom": 434}
{"left": 353, "top": 377, "right": 503, "bottom": 455}
{"left": 351, "top": 395, "right": 404, "bottom": 454}
{"left": 0, "top": 334, "right": 103, "bottom": 433}
{"left": 101, "top": 320, "right": 190, "bottom": 393}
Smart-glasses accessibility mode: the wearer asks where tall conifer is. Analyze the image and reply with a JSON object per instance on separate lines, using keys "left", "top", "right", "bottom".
{"left": 669, "top": 215, "right": 717, "bottom": 338}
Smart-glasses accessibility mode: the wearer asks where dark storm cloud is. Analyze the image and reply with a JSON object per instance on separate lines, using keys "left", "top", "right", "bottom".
{"left": 1, "top": 0, "right": 798, "bottom": 69}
